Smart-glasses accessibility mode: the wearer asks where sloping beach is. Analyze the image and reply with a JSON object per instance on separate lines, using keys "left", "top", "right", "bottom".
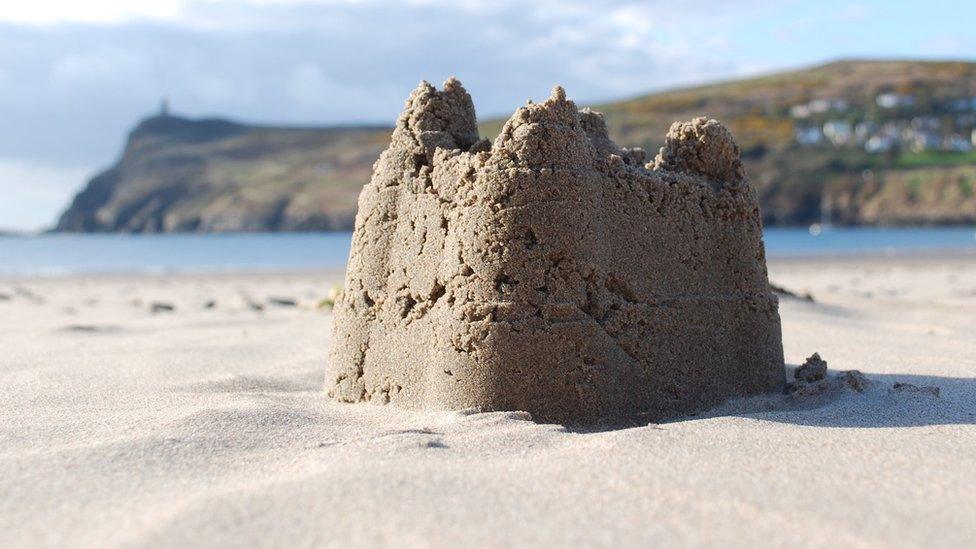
{"left": 2, "top": 254, "right": 975, "bottom": 548}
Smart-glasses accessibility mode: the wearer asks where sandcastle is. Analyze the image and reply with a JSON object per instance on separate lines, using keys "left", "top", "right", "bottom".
{"left": 327, "top": 78, "right": 785, "bottom": 423}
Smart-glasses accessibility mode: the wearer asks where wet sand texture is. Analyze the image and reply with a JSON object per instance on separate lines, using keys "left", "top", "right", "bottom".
{"left": 328, "top": 79, "right": 785, "bottom": 423}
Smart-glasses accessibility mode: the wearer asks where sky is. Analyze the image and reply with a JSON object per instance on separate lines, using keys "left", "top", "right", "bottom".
{"left": 1, "top": 0, "right": 974, "bottom": 231}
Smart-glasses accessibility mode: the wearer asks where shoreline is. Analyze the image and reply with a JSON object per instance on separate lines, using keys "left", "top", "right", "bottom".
{"left": 0, "top": 265, "right": 349, "bottom": 282}
{"left": 13, "top": 222, "right": 976, "bottom": 236}
{"left": 767, "top": 246, "right": 976, "bottom": 264}
{"left": 2, "top": 247, "right": 975, "bottom": 281}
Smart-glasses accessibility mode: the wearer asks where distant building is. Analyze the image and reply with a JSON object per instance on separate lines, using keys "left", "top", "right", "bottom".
{"left": 159, "top": 97, "right": 170, "bottom": 117}
{"left": 795, "top": 126, "right": 824, "bottom": 146}
{"left": 865, "top": 135, "right": 895, "bottom": 154}
{"left": 811, "top": 98, "right": 849, "bottom": 113}
{"left": 789, "top": 104, "right": 811, "bottom": 118}
{"left": 789, "top": 98, "right": 849, "bottom": 119}
{"left": 808, "top": 99, "right": 831, "bottom": 114}
{"left": 910, "top": 116, "right": 940, "bottom": 131}
{"left": 881, "top": 120, "right": 910, "bottom": 142}
{"left": 910, "top": 131, "right": 940, "bottom": 153}
{"left": 854, "top": 121, "right": 876, "bottom": 144}
{"left": 876, "top": 93, "right": 916, "bottom": 109}
{"left": 823, "top": 120, "right": 853, "bottom": 146}
{"left": 945, "top": 134, "right": 973, "bottom": 152}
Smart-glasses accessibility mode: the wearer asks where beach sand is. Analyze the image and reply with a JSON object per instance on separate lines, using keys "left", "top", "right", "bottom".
{"left": 1, "top": 255, "right": 975, "bottom": 548}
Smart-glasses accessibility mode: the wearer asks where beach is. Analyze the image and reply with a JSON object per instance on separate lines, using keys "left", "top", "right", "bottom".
{"left": 2, "top": 254, "right": 975, "bottom": 548}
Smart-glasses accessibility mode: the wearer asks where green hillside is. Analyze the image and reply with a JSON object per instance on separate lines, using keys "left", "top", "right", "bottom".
{"left": 56, "top": 60, "right": 976, "bottom": 232}
{"left": 594, "top": 60, "right": 976, "bottom": 225}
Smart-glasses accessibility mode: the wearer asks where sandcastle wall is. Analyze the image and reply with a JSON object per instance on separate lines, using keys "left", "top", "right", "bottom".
{"left": 327, "top": 79, "right": 784, "bottom": 423}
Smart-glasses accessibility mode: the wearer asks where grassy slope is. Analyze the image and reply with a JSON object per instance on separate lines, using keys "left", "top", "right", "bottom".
{"left": 58, "top": 60, "right": 976, "bottom": 232}
{"left": 590, "top": 60, "right": 976, "bottom": 225}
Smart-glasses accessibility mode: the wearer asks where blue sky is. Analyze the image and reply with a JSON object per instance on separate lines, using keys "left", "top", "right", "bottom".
{"left": 1, "top": 0, "right": 974, "bottom": 231}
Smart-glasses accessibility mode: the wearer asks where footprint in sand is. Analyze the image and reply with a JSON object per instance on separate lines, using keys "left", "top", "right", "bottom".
{"left": 60, "top": 324, "right": 122, "bottom": 334}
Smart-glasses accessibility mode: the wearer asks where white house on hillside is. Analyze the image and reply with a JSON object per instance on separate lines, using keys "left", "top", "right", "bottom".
{"left": 876, "top": 93, "right": 916, "bottom": 109}
{"left": 823, "top": 120, "right": 853, "bottom": 145}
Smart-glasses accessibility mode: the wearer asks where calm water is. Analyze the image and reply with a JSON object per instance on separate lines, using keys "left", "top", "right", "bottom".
{"left": 1, "top": 227, "right": 974, "bottom": 277}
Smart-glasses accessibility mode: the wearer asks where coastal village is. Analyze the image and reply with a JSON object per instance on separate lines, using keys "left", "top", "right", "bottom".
{"left": 791, "top": 92, "right": 976, "bottom": 153}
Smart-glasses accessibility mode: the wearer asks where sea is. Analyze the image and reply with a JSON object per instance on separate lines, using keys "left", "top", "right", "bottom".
{"left": 1, "top": 227, "right": 974, "bottom": 277}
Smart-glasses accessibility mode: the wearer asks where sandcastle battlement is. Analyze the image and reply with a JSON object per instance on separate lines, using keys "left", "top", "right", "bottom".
{"left": 328, "top": 78, "right": 785, "bottom": 423}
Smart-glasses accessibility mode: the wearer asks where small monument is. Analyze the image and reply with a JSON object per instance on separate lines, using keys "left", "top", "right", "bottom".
{"left": 327, "top": 79, "right": 785, "bottom": 423}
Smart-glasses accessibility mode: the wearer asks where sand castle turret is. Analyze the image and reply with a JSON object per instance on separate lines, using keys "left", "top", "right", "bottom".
{"left": 327, "top": 79, "right": 785, "bottom": 423}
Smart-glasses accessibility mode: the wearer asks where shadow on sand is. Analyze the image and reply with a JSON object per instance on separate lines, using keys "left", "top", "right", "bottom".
{"left": 701, "top": 371, "right": 976, "bottom": 428}
{"left": 570, "top": 368, "right": 976, "bottom": 433}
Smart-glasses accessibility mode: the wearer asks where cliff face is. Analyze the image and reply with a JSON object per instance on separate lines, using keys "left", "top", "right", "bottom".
{"left": 56, "top": 60, "right": 976, "bottom": 232}
{"left": 56, "top": 115, "right": 389, "bottom": 232}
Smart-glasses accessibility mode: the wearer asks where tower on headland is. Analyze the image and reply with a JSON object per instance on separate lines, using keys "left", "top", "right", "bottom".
{"left": 159, "top": 96, "right": 170, "bottom": 117}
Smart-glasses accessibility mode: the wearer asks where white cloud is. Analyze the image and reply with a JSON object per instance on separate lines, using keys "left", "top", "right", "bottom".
{"left": 286, "top": 63, "right": 334, "bottom": 107}
{"left": 49, "top": 47, "right": 148, "bottom": 86}
{"left": 187, "top": 70, "right": 256, "bottom": 106}
{"left": 0, "top": 0, "right": 773, "bottom": 169}
{"left": 0, "top": 0, "right": 489, "bottom": 26}
{"left": 0, "top": 0, "right": 184, "bottom": 24}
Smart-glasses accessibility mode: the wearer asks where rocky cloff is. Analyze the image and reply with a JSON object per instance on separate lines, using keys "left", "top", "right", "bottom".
{"left": 327, "top": 79, "right": 785, "bottom": 424}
